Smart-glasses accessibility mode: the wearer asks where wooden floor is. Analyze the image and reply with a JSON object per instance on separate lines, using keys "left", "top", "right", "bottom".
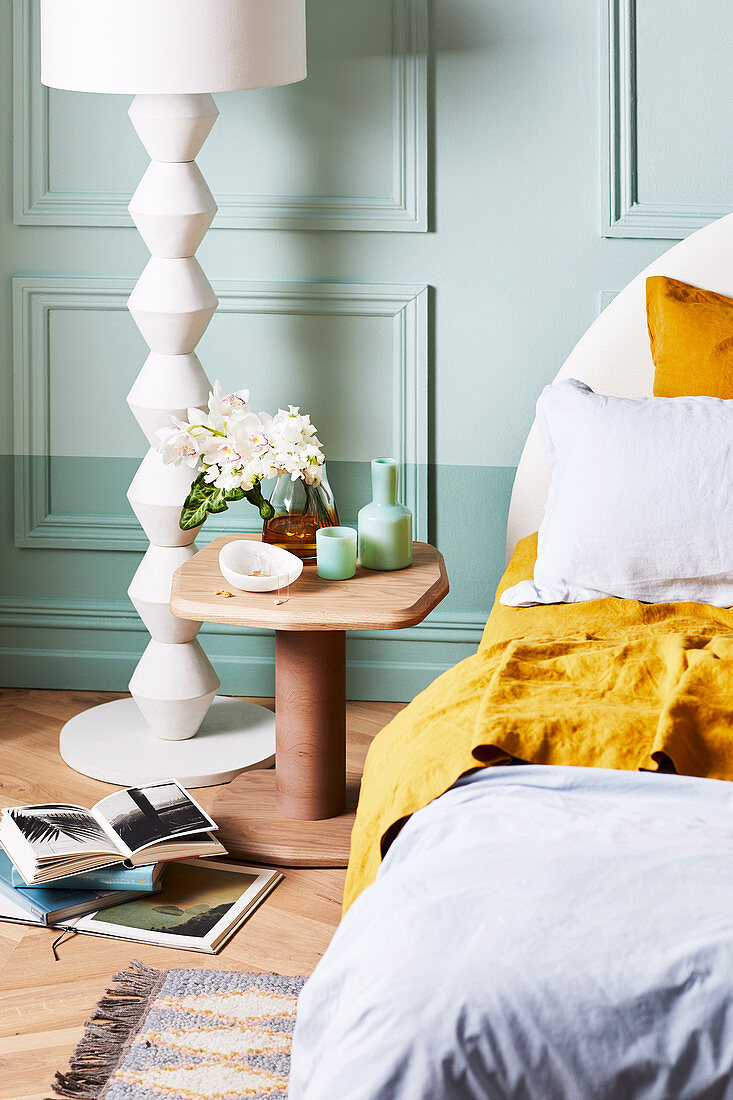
{"left": 0, "top": 689, "right": 404, "bottom": 1100}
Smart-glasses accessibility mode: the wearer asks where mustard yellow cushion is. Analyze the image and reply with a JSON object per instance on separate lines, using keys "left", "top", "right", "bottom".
{"left": 648, "top": 275, "right": 733, "bottom": 397}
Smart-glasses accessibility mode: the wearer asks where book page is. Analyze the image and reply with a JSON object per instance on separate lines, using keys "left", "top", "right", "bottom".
{"left": 93, "top": 781, "right": 217, "bottom": 855}
{"left": 2, "top": 804, "right": 118, "bottom": 860}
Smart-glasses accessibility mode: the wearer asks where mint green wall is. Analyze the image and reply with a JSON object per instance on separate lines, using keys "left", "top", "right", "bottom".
{"left": 1, "top": 0, "right": 728, "bottom": 698}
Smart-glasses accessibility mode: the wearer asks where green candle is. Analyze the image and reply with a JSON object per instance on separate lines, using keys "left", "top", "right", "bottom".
{"left": 316, "top": 526, "right": 357, "bottom": 580}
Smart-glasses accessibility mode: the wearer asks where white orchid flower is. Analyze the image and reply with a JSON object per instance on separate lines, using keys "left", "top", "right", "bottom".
{"left": 198, "top": 431, "right": 240, "bottom": 471}
{"left": 248, "top": 425, "right": 271, "bottom": 452}
{"left": 227, "top": 412, "right": 268, "bottom": 452}
{"left": 208, "top": 380, "right": 251, "bottom": 422}
{"left": 155, "top": 421, "right": 201, "bottom": 469}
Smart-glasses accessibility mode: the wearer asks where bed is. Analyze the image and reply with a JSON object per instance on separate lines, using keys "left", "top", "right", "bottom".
{"left": 288, "top": 215, "right": 733, "bottom": 1099}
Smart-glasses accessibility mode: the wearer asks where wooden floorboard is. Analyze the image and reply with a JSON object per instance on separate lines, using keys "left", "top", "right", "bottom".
{"left": 0, "top": 688, "right": 404, "bottom": 1100}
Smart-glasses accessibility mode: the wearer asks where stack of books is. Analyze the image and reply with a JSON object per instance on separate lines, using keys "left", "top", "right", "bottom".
{"left": 0, "top": 779, "right": 281, "bottom": 954}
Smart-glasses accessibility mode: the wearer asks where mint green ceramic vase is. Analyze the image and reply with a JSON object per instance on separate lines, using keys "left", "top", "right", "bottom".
{"left": 358, "top": 457, "right": 412, "bottom": 570}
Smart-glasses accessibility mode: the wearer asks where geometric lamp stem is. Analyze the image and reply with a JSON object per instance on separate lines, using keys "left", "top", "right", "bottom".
{"left": 57, "top": 94, "right": 276, "bottom": 785}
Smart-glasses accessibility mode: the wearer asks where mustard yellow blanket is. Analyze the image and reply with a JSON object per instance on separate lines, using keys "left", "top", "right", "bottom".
{"left": 344, "top": 533, "right": 733, "bottom": 911}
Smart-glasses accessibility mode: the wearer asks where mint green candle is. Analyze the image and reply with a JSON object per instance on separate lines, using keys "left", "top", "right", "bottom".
{"left": 316, "top": 526, "right": 357, "bottom": 580}
{"left": 357, "top": 457, "right": 413, "bottom": 571}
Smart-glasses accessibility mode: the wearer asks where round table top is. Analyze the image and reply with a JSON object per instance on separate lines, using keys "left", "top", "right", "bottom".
{"left": 170, "top": 534, "right": 449, "bottom": 632}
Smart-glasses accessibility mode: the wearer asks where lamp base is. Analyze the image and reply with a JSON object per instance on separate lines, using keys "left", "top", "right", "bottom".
{"left": 59, "top": 696, "right": 275, "bottom": 788}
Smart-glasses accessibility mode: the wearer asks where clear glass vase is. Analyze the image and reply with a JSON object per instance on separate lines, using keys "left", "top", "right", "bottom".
{"left": 262, "top": 466, "right": 340, "bottom": 561}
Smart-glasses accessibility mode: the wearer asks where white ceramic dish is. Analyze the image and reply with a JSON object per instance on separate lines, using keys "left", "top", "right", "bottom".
{"left": 218, "top": 540, "right": 303, "bottom": 593}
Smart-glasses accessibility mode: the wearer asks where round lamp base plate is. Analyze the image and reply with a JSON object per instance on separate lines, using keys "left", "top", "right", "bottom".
{"left": 59, "top": 696, "right": 275, "bottom": 788}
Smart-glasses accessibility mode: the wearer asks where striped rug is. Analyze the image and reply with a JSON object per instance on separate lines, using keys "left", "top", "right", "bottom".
{"left": 51, "top": 960, "right": 305, "bottom": 1100}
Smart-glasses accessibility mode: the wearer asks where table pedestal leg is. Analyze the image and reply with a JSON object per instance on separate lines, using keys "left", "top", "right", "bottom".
{"left": 274, "top": 630, "right": 346, "bottom": 820}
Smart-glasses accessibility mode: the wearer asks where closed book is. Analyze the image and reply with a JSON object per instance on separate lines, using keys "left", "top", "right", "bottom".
{"left": 67, "top": 858, "right": 283, "bottom": 954}
{"left": 10, "top": 861, "right": 163, "bottom": 893}
{"left": 0, "top": 851, "right": 158, "bottom": 925}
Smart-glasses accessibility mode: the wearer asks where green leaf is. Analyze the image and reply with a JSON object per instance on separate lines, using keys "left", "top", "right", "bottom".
{"left": 179, "top": 472, "right": 219, "bottom": 530}
{"left": 179, "top": 473, "right": 274, "bottom": 530}
{"left": 206, "top": 487, "right": 229, "bottom": 514}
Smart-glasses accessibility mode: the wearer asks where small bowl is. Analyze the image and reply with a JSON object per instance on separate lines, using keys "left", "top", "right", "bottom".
{"left": 219, "top": 540, "right": 303, "bottom": 593}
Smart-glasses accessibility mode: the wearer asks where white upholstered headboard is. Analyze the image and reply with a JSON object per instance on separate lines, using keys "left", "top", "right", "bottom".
{"left": 506, "top": 211, "right": 733, "bottom": 564}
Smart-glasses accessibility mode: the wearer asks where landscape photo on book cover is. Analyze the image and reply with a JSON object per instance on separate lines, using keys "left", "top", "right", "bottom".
{"left": 98, "top": 781, "right": 215, "bottom": 852}
{"left": 89, "top": 862, "right": 259, "bottom": 938}
{"left": 7, "top": 806, "right": 111, "bottom": 857}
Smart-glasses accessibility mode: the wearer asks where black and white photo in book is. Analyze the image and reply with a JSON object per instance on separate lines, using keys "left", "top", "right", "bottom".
{"left": 6, "top": 805, "right": 112, "bottom": 857}
{"left": 97, "top": 781, "right": 216, "bottom": 853}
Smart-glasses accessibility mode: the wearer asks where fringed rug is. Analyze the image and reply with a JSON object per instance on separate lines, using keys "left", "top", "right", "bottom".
{"left": 51, "top": 960, "right": 306, "bottom": 1100}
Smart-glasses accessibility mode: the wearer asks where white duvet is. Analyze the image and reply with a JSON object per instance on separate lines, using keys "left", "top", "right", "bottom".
{"left": 290, "top": 765, "right": 733, "bottom": 1099}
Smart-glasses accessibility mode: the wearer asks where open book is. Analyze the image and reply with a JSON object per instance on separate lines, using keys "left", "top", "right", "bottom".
{"left": 0, "top": 780, "right": 225, "bottom": 886}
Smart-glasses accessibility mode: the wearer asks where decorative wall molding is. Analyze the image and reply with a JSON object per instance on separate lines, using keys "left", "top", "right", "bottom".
{"left": 603, "top": 0, "right": 730, "bottom": 239}
{"left": 13, "top": 0, "right": 428, "bottom": 231}
{"left": 0, "top": 594, "right": 484, "bottom": 700}
{"left": 0, "top": 580, "right": 477, "bottom": 696}
{"left": 0, "top": 598, "right": 485, "bottom": 646}
{"left": 12, "top": 276, "right": 429, "bottom": 551}
{"left": 0, "top": 644, "right": 456, "bottom": 700}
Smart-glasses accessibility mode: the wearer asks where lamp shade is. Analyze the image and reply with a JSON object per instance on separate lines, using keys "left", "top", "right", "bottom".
{"left": 40, "top": 0, "right": 307, "bottom": 94}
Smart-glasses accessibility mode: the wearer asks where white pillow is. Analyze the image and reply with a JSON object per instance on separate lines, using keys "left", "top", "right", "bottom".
{"left": 501, "top": 379, "right": 733, "bottom": 608}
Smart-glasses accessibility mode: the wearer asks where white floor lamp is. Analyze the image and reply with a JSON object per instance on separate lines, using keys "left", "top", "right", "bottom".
{"left": 39, "top": 0, "right": 307, "bottom": 787}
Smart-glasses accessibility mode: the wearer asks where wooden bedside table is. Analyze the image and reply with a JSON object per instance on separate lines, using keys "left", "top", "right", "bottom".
{"left": 171, "top": 533, "right": 448, "bottom": 866}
